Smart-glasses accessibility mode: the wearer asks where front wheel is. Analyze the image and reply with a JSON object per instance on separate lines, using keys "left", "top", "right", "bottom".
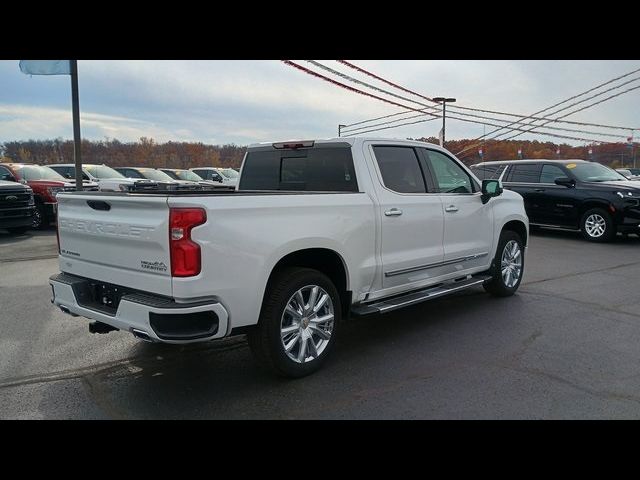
{"left": 247, "top": 267, "right": 341, "bottom": 378}
{"left": 483, "top": 230, "right": 525, "bottom": 297}
{"left": 580, "top": 208, "right": 615, "bottom": 242}
{"left": 32, "top": 204, "right": 45, "bottom": 230}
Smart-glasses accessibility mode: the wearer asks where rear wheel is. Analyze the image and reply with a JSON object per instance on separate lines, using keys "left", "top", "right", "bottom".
{"left": 484, "top": 230, "right": 525, "bottom": 297}
{"left": 247, "top": 267, "right": 341, "bottom": 378}
{"left": 580, "top": 208, "right": 615, "bottom": 242}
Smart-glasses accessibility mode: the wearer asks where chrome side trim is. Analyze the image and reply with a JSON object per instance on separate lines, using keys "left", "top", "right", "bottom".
{"left": 384, "top": 252, "right": 489, "bottom": 277}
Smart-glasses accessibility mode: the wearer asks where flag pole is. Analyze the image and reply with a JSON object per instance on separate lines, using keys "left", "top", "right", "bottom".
{"left": 70, "top": 60, "right": 83, "bottom": 191}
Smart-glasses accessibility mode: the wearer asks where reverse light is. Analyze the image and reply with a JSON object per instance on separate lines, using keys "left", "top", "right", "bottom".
{"left": 169, "top": 208, "right": 206, "bottom": 277}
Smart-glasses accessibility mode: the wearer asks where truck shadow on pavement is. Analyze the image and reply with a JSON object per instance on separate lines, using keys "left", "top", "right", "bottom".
{"left": 0, "top": 228, "right": 57, "bottom": 262}
{"left": 0, "top": 228, "right": 54, "bottom": 242}
{"left": 78, "top": 288, "right": 532, "bottom": 419}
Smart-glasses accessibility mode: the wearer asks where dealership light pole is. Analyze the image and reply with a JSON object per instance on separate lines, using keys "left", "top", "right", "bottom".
{"left": 433, "top": 97, "right": 456, "bottom": 147}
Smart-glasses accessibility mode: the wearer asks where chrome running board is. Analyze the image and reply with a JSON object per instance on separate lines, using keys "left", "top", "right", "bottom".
{"left": 351, "top": 275, "right": 492, "bottom": 317}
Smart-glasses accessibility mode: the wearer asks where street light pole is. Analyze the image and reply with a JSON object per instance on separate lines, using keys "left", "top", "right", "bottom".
{"left": 433, "top": 97, "right": 456, "bottom": 147}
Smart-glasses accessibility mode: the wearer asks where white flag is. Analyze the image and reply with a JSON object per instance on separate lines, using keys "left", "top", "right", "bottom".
{"left": 19, "top": 60, "right": 70, "bottom": 75}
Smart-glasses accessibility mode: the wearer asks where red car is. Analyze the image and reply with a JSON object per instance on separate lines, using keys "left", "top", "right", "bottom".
{"left": 0, "top": 163, "right": 96, "bottom": 229}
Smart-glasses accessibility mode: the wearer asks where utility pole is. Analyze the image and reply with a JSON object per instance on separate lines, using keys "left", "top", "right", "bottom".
{"left": 70, "top": 60, "right": 83, "bottom": 191}
{"left": 338, "top": 124, "right": 346, "bottom": 137}
{"left": 433, "top": 97, "right": 456, "bottom": 146}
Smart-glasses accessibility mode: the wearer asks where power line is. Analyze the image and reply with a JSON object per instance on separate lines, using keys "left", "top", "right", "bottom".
{"left": 339, "top": 60, "right": 640, "bottom": 131}
{"left": 306, "top": 60, "right": 441, "bottom": 117}
{"left": 354, "top": 112, "right": 614, "bottom": 144}
{"left": 341, "top": 105, "right": 629, "bottom": 139}
{"left": 343, "top": 105, "right": 636, "bottom": 131}
{"left": 456, "top": 83, "right": 640, "bottom": 157}
{"left": 283, "top": 61, "right": 625, "bottom": 145}
{"left": 282, "top": 60, "right": 438, "bottom": 115}
{"left": 306, "top": 61, "right": 629, "bottom": 141}
{"left": 490, "top": 75, "right": 640, "bottom": 142}
{"left": 343, "top": 117, "right": 439, "bottom": 136}
{"left": 310, "top": 60, "right": 634, "bottom": 139}
{"left": 501, "top": 83, "right": 640, "bottom": 142}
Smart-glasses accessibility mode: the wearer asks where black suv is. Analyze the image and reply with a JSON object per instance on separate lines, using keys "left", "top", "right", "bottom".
{"left": 0, "top": 179, "right": 35, "bottom": 235}
{"left": 471, "top": 159, "right": 640, "bottom": 242}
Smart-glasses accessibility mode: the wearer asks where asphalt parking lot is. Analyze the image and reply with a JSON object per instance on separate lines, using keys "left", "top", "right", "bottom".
{"left": 2, "top": 227, "right": 640, "bottom": 419}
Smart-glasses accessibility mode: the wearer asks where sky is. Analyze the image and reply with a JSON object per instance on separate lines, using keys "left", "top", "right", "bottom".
{"left": 0, "top": 60, "right": 638, "bottom": 146}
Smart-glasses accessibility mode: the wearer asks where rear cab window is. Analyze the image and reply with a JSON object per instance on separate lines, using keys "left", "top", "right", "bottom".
{"left": 239, "top": 144, "right": 358, "bottom": 192}
{"left": 372, "top": 146, "right": 428, "bottom": 194}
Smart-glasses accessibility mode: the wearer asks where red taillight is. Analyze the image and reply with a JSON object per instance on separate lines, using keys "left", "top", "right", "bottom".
{"left": 169, "top": 208, "right": 206, "bottom": 277}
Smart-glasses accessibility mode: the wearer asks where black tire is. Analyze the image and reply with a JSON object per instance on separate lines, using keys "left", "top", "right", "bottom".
{"left": 247, "top": 267, "right": 341, "bottom": 378}
{"left": 483, "top": 230, "right": 525, "bottom": 297}
{"left": 580, "top": 208, "right": 615, "bottom": 242}
{"left": 32, "top": 204, "right": 45, "bottom": 230}
{"left": 7, "top": 226, "right": 29, "bottom": 235}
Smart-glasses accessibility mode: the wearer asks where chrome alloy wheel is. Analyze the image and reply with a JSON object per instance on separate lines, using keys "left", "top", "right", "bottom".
{"left": 584, "top": 213, "right": 606, "bottom": 238}
{"left": 501, "top": 240, "right": 522, "bottom": 288}
{"left": 280, "top": 285, "right": 335, "bottom": 364}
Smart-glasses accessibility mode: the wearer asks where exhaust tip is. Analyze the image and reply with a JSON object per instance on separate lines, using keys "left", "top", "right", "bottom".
{"left": 59, "top": 305, "right": 79, "bottom": 317}
{"left": 131, "top": 328, "right": 154, "bottom": 343}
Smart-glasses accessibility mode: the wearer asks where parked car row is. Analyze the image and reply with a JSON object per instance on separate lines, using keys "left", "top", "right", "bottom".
{"left": 0, "top": 162, "right": 239, "bottom": 233}
{"left": 616, "top": 168, "right": 640, "bottom": 180}
{"left": 471, "top": 159, "right": 640, "bottom": 242}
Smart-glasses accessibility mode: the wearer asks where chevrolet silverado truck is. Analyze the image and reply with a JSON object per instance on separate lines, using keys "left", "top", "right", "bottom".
{"left": 0, "top": 179, "right": 35, "bottom": 234}
{"left": 50, "top": 138, "right": 528, "bottom": 377}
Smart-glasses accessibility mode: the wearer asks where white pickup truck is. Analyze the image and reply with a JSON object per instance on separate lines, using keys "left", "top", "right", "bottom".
{"left": 50, "top": 137, "right": 528, "bottom": 377}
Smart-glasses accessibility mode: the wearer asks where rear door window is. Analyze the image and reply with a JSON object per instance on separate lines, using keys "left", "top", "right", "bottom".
{"left": 239, "top": 146, "right": 358, "bottom": 192}
{"left": 471, "top": 164, "right": 508, "bottom": 180}
{"left": 506, "top": 164, "right": 542, "bottom": 183}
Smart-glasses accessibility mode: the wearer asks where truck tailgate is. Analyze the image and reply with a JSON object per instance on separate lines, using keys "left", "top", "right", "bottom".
{"left": 56, "top": 193, "right": 172, "bottom": 296}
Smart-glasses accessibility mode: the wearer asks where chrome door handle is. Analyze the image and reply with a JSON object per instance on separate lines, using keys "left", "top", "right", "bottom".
{"left": 384, "top": 208, "right": 403, "bottom": 217}
{"left": 445, "top": 205, "right": 458, "bottom": 212}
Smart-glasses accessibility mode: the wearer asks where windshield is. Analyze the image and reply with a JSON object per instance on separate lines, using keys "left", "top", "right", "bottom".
{"left": 135, "top": 168, "right": 175, "bottom": 182}
{"left": 175, "top": 170, "right": 203, "bottom": 182}
{"left": 219, "top": 168, "right": 239, "bottom": 179}
{"left": 85, "top": 165, "right": 126, "bottom": 179}
{"left": 16, "top": 165, "right": 66, "bottom": 181}
{"left": 570, "top": 163, "right": 627, "bottom": 182}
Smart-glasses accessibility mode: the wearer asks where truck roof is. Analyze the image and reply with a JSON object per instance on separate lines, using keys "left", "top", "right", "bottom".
{"left": 473, "top": 159, "right": 589, "bottom": 166}
{"left": 247, "top": 137, "right": 444, "bottom": 150}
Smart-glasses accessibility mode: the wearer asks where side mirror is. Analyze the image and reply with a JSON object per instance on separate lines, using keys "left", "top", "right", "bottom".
{"left": 554, "top": 176, "right": 575, "bottom": 188}
{"left": 481, "top": 179, "right": 503, "bottom": 204}
{"left": 0, "top": 173, "right": 13, "bottom": 181}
